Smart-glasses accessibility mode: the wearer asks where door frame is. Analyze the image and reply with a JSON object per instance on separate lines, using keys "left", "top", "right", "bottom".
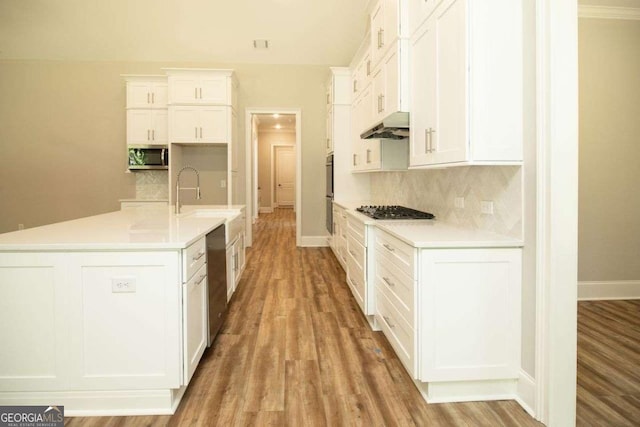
{"left": 271, "top": 144, "right": 296, "bottom": 210}
{"left": 534, "top": 0, "right": 579, "bottom": 425}
{"left": 245, "top": 108, "right": 302, "bottom": 247}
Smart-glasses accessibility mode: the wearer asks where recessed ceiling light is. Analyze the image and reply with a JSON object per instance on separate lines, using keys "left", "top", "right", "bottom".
{"left": 275, "top": 124, "right": 282, "bottom": 129}
{"left": 253, "top": 40, "right": 269, "bottom": 49}
{"left": 273, "top": 114, "right": 280, "bottom": 118}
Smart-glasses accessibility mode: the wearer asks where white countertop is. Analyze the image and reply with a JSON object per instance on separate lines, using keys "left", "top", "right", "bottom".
{"left": 0, "top": 205, "right": 244, "bottom": 251}
{"left": 333, "top": 200, "right": 522, "bottom": 248}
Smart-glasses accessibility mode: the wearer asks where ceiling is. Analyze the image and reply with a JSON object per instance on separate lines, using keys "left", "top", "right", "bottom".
{"left": 255, "top": 114, "right": 295, "bottom": 132}
{"left": 0, "top": 0, "right": 370, "bottom": 65}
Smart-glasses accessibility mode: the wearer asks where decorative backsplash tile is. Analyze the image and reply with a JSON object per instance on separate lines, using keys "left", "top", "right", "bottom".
{"left": 135, "top": 170, "right": 169, "bottom": 200}
{"left": 370, "top": 166, "right": 522, "bottom": 238}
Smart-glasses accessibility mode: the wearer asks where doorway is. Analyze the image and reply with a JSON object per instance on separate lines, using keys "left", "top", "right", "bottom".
{"left": 245, "top": 109, "right": 301, "bottom": 246}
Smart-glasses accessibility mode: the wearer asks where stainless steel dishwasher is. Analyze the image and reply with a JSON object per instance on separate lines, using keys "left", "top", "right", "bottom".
{"left": 206, "top": 224, "right": 227, "bottom": 346}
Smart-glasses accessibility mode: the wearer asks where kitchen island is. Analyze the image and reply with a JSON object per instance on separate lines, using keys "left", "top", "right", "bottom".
{"left": 0, "top": 205, "right": 244, "bottom": 416}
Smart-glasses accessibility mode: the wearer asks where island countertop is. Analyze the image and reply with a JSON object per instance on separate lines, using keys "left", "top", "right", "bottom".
{"left": 0, "top": 205, "right": 244, "bottom": 251}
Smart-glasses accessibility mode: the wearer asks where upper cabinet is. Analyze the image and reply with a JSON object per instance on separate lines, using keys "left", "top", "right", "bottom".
{"left": 371, "top": 39, "right": 409, "bottom": 126}
{"left": 409, "top": 0, "right": 523, "bottom": 168}
{"left": 124, "top": 76, "right": 169, "bottom": 146}
{"left": 166, "top": 69, "right": 236, "bottom": 107}
{"left": 126, "top": 78, "right": 168, "bottom": 109}
{"left": 408, "top": 0, "right": 443, "bottom": 37}
{"left": 326, "top": 68, "right": 351, "bottom": 155}
{"left": 370, "top": 0, "right": 407, "bottom": 68}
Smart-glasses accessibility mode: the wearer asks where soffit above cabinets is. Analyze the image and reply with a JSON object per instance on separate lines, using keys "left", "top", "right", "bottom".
{"left": 0, "top": 0, "right": 369, "bottom": 65}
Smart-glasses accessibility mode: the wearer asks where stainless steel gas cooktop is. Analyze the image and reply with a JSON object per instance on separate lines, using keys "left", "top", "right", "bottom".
{"left": 356, "top": 205, "right": 435, "bottom": 220}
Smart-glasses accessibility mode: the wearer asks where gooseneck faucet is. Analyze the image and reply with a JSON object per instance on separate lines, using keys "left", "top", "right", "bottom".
{"left": 175, "top": 166, "right": 202, "bottom": 214}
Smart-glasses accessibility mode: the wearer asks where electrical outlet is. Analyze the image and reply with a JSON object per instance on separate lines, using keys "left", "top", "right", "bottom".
{"left": 220, "top": 179, "right": 227, "bottom": 188}
{"left": 111, "top": 277, "right": 136, "bottom": 293}
{"left": 454, "top": 197, "right": 465, "bottom": 209}
{"left": 18, "top": 223, "right": 24, "bottom": 230}
{"left": 481, "top": 201, "right": 494, "bottom": 215}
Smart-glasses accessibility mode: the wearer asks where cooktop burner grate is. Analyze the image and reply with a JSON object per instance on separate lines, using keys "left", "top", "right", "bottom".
{"left": 356, "top": 205, "right": 435, "bottom": 220}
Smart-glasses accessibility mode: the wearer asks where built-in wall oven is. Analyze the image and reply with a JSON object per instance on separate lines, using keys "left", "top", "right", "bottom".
{"left": 326, "top": 154, "right": 334, "bottom": 233}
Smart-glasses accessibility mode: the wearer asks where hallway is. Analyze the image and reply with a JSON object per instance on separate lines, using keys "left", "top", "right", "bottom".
{"left": 66, "top": 208, "right": 540, "bottom": 426}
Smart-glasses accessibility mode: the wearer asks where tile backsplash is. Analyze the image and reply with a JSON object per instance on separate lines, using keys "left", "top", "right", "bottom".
{"left": 370, "top": 166, "right": 522, "bottom": 238}
{"left": 135, "top": 170, "right": 169, "bottom": 200}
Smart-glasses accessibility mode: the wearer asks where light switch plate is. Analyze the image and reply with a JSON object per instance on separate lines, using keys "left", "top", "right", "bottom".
{"left": 220, "top": 179, "right": 227, "bottom": 188}
{"left": 112, "top": 276, "right": 136, "bottom": 293}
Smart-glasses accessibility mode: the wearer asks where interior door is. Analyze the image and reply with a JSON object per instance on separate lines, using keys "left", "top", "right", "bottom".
{"left": 275, "top": 146, "right": 295, "bottom": 207}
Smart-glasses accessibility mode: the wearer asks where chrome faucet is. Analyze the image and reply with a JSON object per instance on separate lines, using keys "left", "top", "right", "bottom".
{"left": 175, "top": 166, "right": 202, "bottom": 214}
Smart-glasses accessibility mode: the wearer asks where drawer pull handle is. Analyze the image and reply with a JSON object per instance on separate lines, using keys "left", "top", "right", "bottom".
{"left": 383, "top": 315, "right": 395, "bottom": 329}
{"left": 192, "top": 251, "right": 205, "bottom": 261}
{"left": 383, "top": 243, "right": 395, "bottom": 252}
{"left": 383, "top": 277, "right": 394, "bottom": 287}
{"left": 195, "top": 274, "right": 206, "bottom": 285}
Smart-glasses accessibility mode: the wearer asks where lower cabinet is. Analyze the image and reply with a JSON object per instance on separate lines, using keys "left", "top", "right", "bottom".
{"left": 182, "top": 262, "right": 207, "bottom": 385}
{"left": 345, "top": 213, "right": 375, "bottom": 316}
{"left": 373, "top": 228, "right": 522, "bottom": 399}
{"left": 330, "top": 203, "right": 348, "bottom": 269}
{"left": 225, "top": 211, "right": 247, "bottom": 301}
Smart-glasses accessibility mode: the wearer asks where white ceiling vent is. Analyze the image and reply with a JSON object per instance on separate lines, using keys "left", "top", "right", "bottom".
{"left": 253, "top": 40, "right": 270, "bottom": 49}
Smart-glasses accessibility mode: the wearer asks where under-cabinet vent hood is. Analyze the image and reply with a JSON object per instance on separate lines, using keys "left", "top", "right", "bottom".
{"left": 360, "top": 112, "right": 409, "bottom": 140}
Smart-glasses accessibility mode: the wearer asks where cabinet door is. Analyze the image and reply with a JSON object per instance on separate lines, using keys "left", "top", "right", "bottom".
{"left": 183, "top": 264, "right": 208, "bottom": 385}
{"left": 370, "top": 0, "right": 385, "bottom": 66}
{"left": 150, "top": 110, "right": 168, "bottom": 144}
{"left": 151, "top": 83, "right": 168, "bottom": 108}
{"left": 372, "top": 66, "right": 385, "bottom": 124}
{"left": 382, "top": 45, "right": 399, "bottom": 116}
{"left": 170, "top": 106, "right": 200, "bottom": 142}
{"left": 409, "top": 0, "right": 444, "bottom": 36}
{"left": 326, "top": 107, "right": 333, "bottom": 154}
{"left": 127, "top": 82, "right": 154, "bottom": 109}
{"left": 226, "top": 244, "right": 235, "bottom": 302}
{"left": 231, "top": 109, "right": 239, "bottom": 171}
{"left": 169, "top": 75, "right": 200, "bottom": 104}
{"left": 430, "top": 0, "right": 468, "bottom": 164}
{"left": 363, "top": 140, "right": 382, "bottom": 170}
{"left": 199, "top": 106, "right": 229, "bottom": 143}
{"left": 419, "top": 248, "right": 521, "bottom": 382}
{"left": 127, "top": 110, "right": 153, "bottom": 144}
{"left": 409, "top": 21, "right": 437, "bottom": 166}
{"left": 200, "top": 75, "right": 229, "bottom": 105}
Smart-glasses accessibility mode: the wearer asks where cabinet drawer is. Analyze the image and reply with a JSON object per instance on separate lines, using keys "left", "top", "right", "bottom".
{"left": 347, "top": 214, "right": 366, "bottom": 246}
{"left": 376, "top": 286, "right": 415, "bottom": 377}
{"left": 183, "top": 237, "right": 206, "bottom": 282}
{"left": 227, "top": 213, "right": 244, "bottom": 245}
{"left": 346, "top": 234, "right": 366, "bottom": 271}
{"left": 375, "top": 257, "right": 414, "bottom": 325}
{"left": 375, "top": 230, "right": 415, "bottom": 277}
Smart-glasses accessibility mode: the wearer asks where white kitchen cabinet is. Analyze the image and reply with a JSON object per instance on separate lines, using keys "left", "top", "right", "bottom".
{"left": 225, "top": 210, "right": 246, "bottom": 301}
{"left": 345, "top": 213, "right": 376, "bottom": 318}
{"left": 182, "top": 262, "right": 207, "bottom": 385}
{"left": 330, "top": 203, "right": 348, "bottom": 270}
{"left": 418, "top": 248, "right": 522, "bottom": 383}
{"left": 166, "top": 70, "right": 234, "bottom": 106}
{"left": 409, "top": 0, "right": 443, "bottom": 36}
{"left": 351, "top": 49, "right": 371, "bottom": 100}
{"left": 370, "top": 0, "right": 407, "bottom": 68}
{"left": 126, "top": 109, "right": 168, "bottom": 145}
{"left": 326, "top": 106, "right": 334, "bottom": 154}
{"left": 354, "top": 139, "right": 408, "bottom": 172}
{"left": 371, "top": 40, "right": 409, "bottom": 125}
{"left": 169, "top": 106, "right": 230, "bottom": 143}
{"left": 409, "top": 0, "right": 523, "bottom": 168}
{"left": 231, "top": 109, "right": 239, "bottom": 171}
{"left": 126, "top": 79, "right": 168, "bottom": 109}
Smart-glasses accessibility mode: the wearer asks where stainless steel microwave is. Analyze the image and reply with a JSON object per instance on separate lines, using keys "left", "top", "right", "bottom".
{"left": 128, "top": 145, "right": 168, "bottom": 170}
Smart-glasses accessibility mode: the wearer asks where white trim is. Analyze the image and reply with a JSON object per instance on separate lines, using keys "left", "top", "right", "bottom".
{"left": 516, "top": 370, "right": 537, "bottom": 418}
{"left": 259, "top": 207, "right": 274, "bottom": 214}
{"left": 415, "top": 379, "right": 518, "bottom": 404}
{"left": 535, "top": 0, "right": 579, "bottom": 425}
{"left": 578, "top": 280, "right": 640, "bottom": 301}
{"left": 300, "top": 236, "right": 330, "bottom": 247}
{"left": 245, "top": 108, "right": 302, "bottom": 248}
{"left": 578, "top": 5, "right": 640, "bottom": 20}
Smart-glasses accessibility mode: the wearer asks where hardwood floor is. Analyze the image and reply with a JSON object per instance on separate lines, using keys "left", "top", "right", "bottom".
{"left": 577, "top": 300, "right": 640, "bottom": 426}
{"left": 66, "top": 208, "right": 541, "bottom": 426}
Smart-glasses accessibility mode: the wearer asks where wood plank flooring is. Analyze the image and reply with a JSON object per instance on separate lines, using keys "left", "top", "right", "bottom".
{"left": 577, "top": 300, "right": 640, "bottom": 426}
{"left": 66, "top": 208, "right": 541, "bottom": 426}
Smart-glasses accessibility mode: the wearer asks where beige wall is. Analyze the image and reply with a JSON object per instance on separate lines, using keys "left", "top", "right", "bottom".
{"left": 257, "top": 131, "right": 296, "bottom": 210}
{"left": 0, "top": 60, "right": 329, "bottom": 237}
{"left": 578, "top": 18, "right": 640, "bottom": 281}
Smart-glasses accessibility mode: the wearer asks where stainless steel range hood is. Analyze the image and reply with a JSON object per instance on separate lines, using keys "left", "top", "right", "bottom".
{"left": 360, "top": 112, "right": 409, "bottom": 140}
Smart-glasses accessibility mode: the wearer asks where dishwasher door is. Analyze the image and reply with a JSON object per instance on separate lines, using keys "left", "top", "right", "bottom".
{"left": 206, "top": 224, "right": 227, "bottom": 346}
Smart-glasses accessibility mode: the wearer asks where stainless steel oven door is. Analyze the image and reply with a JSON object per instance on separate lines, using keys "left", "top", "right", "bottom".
{"left": 326, "top": 196, "right": 333, "bottom": 234}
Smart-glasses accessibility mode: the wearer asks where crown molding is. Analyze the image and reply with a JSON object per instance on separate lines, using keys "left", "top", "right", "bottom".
{"left": 579, "top": 5, "right": 640, "bottom": 20}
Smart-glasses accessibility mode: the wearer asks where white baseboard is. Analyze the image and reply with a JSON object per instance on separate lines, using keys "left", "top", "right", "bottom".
{"left": 415, "top": 378, "right": 518, "bottom": 404}
{"left": 578, "top": 280, "right": 640, "bottom": 301}
{"left": 300, "top": 236, "right": 330, "bottom": 247}
{"left": 515, "top": 370, "right": 536, "bottom": 418}
{"left": 259, "top": 207, "right": 273, "bottom": 214}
